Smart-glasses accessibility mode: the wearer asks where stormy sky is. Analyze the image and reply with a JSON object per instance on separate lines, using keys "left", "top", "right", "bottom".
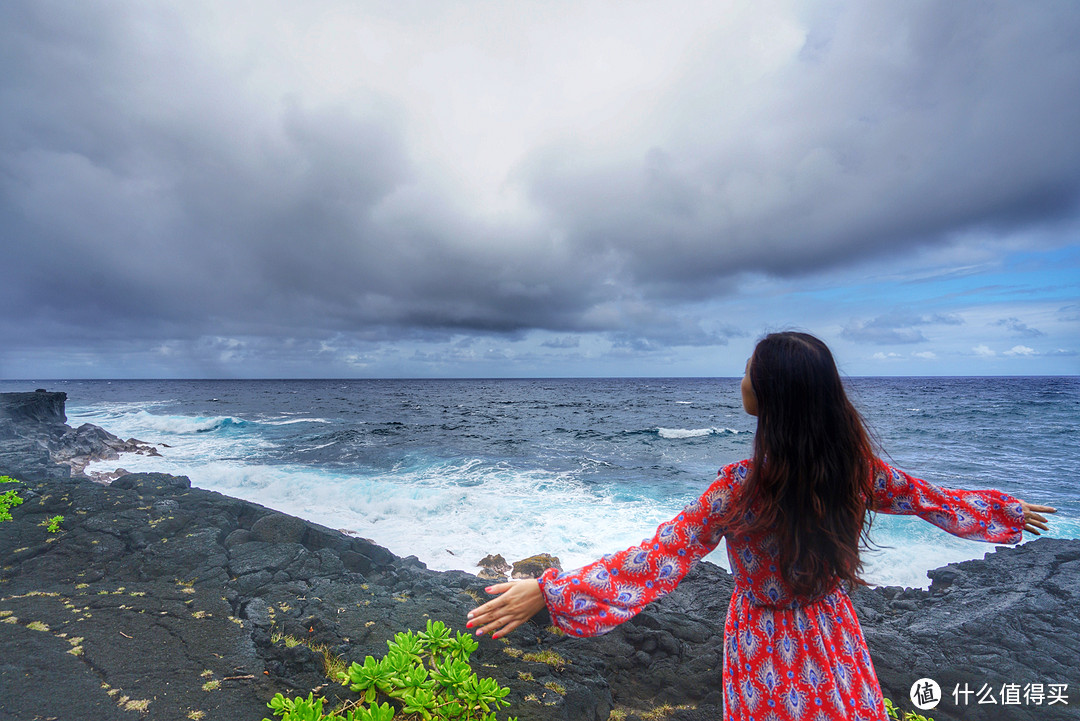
{"left": 2, "top": 1, "right": 1078, "bottom": 378}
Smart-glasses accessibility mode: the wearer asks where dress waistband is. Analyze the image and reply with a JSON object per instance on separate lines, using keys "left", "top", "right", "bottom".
{"left": 733, "top": 581, "right": 847, "bottom": 610}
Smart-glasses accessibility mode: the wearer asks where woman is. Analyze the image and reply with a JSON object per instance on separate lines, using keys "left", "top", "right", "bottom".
{"left": 466, "top": 331, "right": 1055, "bottom": 720}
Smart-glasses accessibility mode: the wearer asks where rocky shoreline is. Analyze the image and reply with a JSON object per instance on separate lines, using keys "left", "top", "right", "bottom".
{"left": 0, "top": 389, "right": 163, "bottom": 482}
{"left": 1, "top": 391, "right": 1076, "bottom": 720}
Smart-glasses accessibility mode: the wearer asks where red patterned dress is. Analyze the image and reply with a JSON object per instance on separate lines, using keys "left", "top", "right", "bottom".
{"left": 536, "top": 458, "right": 1026, "bottom": 721}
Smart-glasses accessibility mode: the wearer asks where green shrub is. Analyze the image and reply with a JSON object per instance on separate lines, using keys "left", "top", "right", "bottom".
{"left": 42, "top": 515, "right": 64, "bottom": 533}
{"left": 0, "top": 476, "right": 24, "bottom": 523}
{"left": 265, "top": 693, "right": 393, "bottom": 721}
{"left": 884, "top": 697, "right": 935, "bottom": 721}
{"left": 265, "top": 619, "right": 517, "bottom": 721}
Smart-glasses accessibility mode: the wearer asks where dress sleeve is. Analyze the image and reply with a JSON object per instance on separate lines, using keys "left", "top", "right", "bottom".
{"left": 871, "top": 458, "right": 1025, "bottom": 544}
{"left": 535, "top": 461, "right": 745, "bottom": 637}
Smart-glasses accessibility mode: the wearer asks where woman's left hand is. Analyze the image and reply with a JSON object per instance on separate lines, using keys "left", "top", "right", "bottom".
{"left": 1020, "top": 500, "right": 1056, "bottom": 536}
{"left": 466, "top": 579, "right": 546, "bottom": 639}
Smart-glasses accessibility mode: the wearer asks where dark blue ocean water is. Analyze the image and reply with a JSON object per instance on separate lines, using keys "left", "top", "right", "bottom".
{"left": 2, "top": 377, "right": 1076, "bottom": 587}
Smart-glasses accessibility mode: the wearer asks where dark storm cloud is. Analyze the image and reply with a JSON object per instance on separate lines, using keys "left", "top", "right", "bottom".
{"left": 841, "top": 313, "right": 964, "bottom": 345}
{"left": 2, "top": 0, "right": 1079, "bottom": 365}
{"left": 520, "top": 2, "right": 1080, "bottom": 296}
{"left": 0, "top": 5, "right": 605, "bottom": 348}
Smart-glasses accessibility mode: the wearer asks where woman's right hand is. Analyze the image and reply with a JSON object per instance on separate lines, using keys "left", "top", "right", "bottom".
{"left": 466, "top": 579, "right": 546, "bottom": 640}
{"left": 1019, "top": 500, "right": 1056, "bottom": 536}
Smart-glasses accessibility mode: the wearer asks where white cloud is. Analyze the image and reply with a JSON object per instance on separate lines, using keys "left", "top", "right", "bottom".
{"left": 972, "top": 345, "right": 996, "bottom": 358}
{"left": 912, "top": 351, "right": 937, "bottom": 360}
{"left": 872, "top": 352, "right": 902, "bottom": 360}
{"left": 1004, "top": 345, "right": 1037, "bottom": 356}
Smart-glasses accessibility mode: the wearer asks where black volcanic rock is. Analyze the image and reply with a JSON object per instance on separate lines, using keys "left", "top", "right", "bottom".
{"left": 0, "top": 391, "right": 72, "bottom": 480}
{"left": 856, "top": 540, "right": 1080, "bottom": 721}
{"left": 0, "top": 389, "right": 68, "bottom": 425}
{"left": 0, "top": 390, "right": 161, "bottom": 481}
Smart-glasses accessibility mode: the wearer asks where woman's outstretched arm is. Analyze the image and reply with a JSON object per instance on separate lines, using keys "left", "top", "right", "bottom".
{"left": 871, "top": 458, "right": 1055, "bottom": 543}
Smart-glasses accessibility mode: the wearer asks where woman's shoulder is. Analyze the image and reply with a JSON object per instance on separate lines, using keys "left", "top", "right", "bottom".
{"left": 869, "top": 456, "right": 898, "bottom": 476}
{"left": 710, "top": 459, "right": 752, "bottom": 492}
{"left": 691, "top": 459, "right": 752, "bottom": 520}
{"left": 717, "top": 458, "right": 753, "bottom": 479}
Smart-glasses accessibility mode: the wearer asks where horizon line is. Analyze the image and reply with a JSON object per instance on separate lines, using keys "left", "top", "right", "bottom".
{"left": 3, "top": 374, "right": 1078, "bottom": 383}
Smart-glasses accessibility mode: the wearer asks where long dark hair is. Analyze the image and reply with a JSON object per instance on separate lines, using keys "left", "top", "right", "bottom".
{"left": 730, "top": 331, "right": 876, "bottom": 598}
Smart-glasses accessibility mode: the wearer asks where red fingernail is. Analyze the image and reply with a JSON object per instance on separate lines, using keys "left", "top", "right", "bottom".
{"left": 466, "top": 621, "right": 473, "bottom": 628}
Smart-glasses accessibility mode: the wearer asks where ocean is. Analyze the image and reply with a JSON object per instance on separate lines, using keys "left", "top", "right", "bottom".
{"left": 2, "top": 377, "right": 1076, "bottom": 589}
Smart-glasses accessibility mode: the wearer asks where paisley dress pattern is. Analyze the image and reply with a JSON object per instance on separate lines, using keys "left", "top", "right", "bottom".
{"left": 537, "top": 459, "right": 1026, "bottom": 720}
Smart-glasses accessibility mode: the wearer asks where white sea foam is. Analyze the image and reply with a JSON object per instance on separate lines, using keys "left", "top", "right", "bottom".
{"left": 118, "top": 410, "right": 246, "bottom": 434}
{"left": 71, "top": 399, "right": 174, "bottom": 415}
{"left": 295, "top": 441, "right": 340, "bottom": 452}
{"left": 657, "top": 427, "right": 739, "bottom": 439}
{"left": 259, "top": 417, "right": 333, "bottom": 426}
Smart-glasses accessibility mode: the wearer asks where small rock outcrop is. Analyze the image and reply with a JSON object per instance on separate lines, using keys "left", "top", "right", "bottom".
{"left": 477, "top": 553, "right": 512, "bottom": 581}
{"left": 513, "top": 553, "right": 563, "bottom": 579}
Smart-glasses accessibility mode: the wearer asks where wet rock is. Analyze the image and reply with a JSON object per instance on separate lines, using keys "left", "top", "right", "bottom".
{"left": 251, "top": 512, "right": 309, "bottom": 544}
{"left": 512, "top": 553, "right": 562, "bottom": 579}
{"left": 477, "top": 553, "right": 512, "bottom": 581}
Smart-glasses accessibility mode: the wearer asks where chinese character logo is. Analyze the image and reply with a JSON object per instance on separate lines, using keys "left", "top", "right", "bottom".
{"left": 910, "top": 678, "right": 942, "bottom": 710}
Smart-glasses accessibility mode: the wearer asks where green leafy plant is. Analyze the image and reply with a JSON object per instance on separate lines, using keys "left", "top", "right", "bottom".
{"left": 0, "top": 476, "right": 24, "bottom": 523}
{"left": 884, "top": 697, "right": 935, "bottom": 721}
{"left": 265, "top": 692, "right": 393, "bottom": 721}
{"left": 265, "top": 619, "right": 517, "bottom": 721}
{"left": 342, "top": 619, "right": 513, "bottom": 721}
{"left": 42, "top": 515, "right": 64, "bottom": 533}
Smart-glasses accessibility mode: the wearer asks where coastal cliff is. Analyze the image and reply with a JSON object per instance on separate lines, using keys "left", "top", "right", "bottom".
{"left": 0, "top": 392, "right": 1075, "bottom": 720}
{"left": 0, "top": 391, "right": 161, "bottom": 482}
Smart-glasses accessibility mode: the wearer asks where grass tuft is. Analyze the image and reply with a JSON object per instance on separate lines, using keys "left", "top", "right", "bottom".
{"left": 641, "top": 703, "right": 695, "bottom": 720}
{"left": 270, "top": 627, "right": 347, "bottom": 681}
{"left": 522, "top": 649, "right": 568, "bottom": 670}
{"left": 123, "top": 698, "right": 151, "bottom": 713}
